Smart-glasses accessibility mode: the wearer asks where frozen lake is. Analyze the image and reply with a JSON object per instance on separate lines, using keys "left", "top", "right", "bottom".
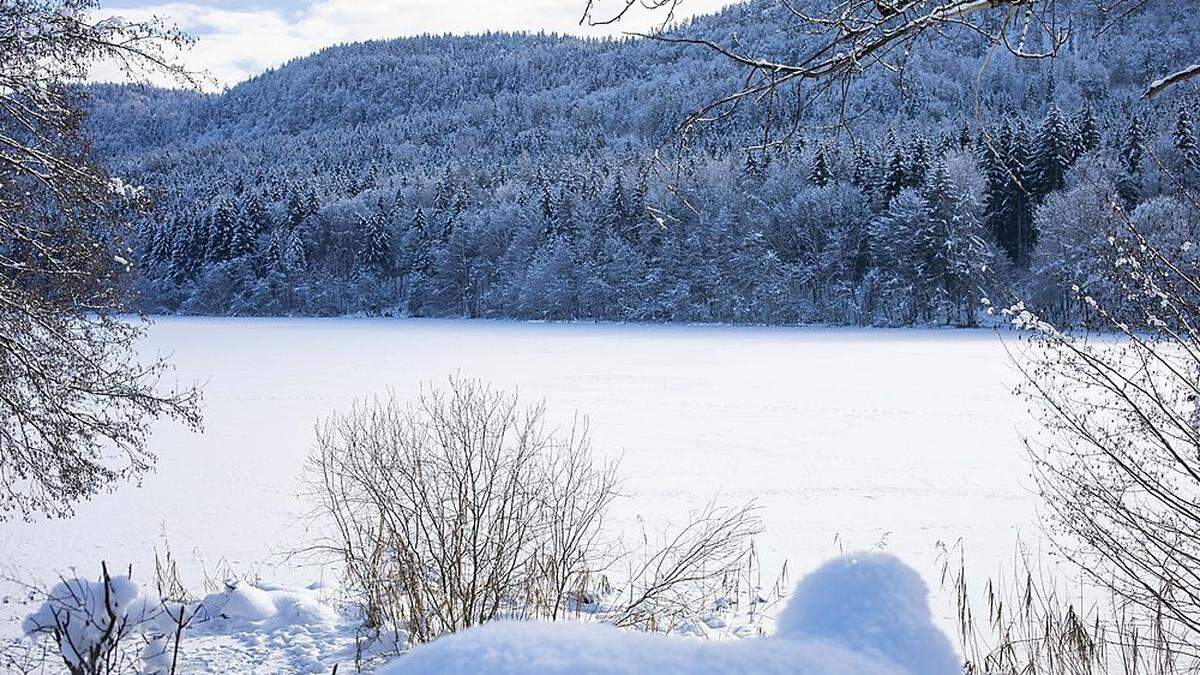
{"left": 1, "top": 318, "right": 1041, "bottom": 634}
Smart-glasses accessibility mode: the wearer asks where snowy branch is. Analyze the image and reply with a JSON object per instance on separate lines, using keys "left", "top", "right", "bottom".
{"left": 1145, "top": 63, "right": 1200, "bottom": 99}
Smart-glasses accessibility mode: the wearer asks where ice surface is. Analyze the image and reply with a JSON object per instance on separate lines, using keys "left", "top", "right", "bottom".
{"left": 1, "top": 318, "right": 1037, "bottom": 646}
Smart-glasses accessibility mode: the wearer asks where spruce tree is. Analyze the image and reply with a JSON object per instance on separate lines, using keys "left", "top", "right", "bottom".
{"left": 743, "top": 152, "right": 764, "bottom": 182}
{"left": 208, "top": 198, "right": 240, "bottom": 262}
{"left": 809, "top": 146, "right": 832, "bottom": 187}
{"left": 1175, "top": 109, "right": 1197, "bottom": 153}
{"left": 263, "top": 232, "right": 283, "bottom": 272}
{"left": 228, "top": 207, "right": 255, "bottom": 259}
{"left": 1117, "top": 115, "right": 1145, "bottom": 206}
{"left": 359, "top": 211, "right": 393, "bottom": 278}
{"left": 983, "top": 122, "right": 1035, "bottom": 265}
{"left": 601, "top": 179, "right": 630, "bottom": 238}
{"left": 412, "top": 206, "right": 428, "bottom": 234}
{"left": 957, "top": 123, "right": 973, "bottom": 149}
{"left": 1075, "top": 105, "right": 1100, "bottom": 155}
{"left": 286, "top": 188, "right": 308, "bottom": 230}
{"left": 883, "top": 147, "right": 907, "bottom": 201}
{"left": 906, "top": 136, "right": 929, "bottom": 188}
{"left": 243, "top": 193, "right": 272, "bottom": 237}
{"left": 284, "top": 227, "right": 308, "bottom": 272}
{"left": 1174, "top": 109, "right": 1200, "bottom": 182}
{"left": 851, "top": 143, "right": 872, "bottom": 189}
{"left": 1030, "top": 106, "right": 1073, "bottom": 200}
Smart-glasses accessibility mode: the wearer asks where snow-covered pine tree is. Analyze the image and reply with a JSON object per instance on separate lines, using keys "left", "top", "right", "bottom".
{"left": 1075, "top": 105, "right": 1101, "bottom": 155}
{"left": 870, "top": 188, "right": 927, "bottom": 323}
{"left": 286, "top": 188, "right": 308, "bottom": 231}
{"left": 1030, "top": 106, "right": 1074, "bottom": 201}
{"left": 1174, "top": 108, "right": 1200, "bottom": 183}
{"left": 284, "top": 227, "right": 308, "bottom": 272}
{"left": 905, "top": 136, "right": 929, "bottom": 189}
{"left": 359, "top": 210, "right": 394, "bottom": 278}
{"left": 228, "top": 207, "right": 255, "bottom": 259}
{"left": 882, "top": 147, "right": 907, "bottom": 201}
{"left": 601, "top": 179, "right": 631, "bottom": 239}
{"left": 1117, "top": 114, "right": 1145, "bottom": 206}
{"left": 809, "top": 146, "right": 831, "bottom": 187}
{"left": 208, "top": 198, "right": 240, "bottom": 262}
{"left": 243, "top": 193, "right": 272, "bottom": 237}
{"left": 851, "top": 142, "right": 872, "bottom": 189}
{"left": 263, "top": 231, "right": 283, "bottom": 272}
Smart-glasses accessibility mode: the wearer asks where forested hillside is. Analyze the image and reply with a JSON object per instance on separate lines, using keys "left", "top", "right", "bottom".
{"left": 88, "top": 0, "right": 1200, "bottom": 325}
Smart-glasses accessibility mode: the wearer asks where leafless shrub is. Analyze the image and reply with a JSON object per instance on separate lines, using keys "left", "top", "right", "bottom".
{"left": 606, "top": 501, "right": 762, "bottom": 632}
{"left": 996, "top": 189, "right": 1200, "bottom": 664}
{"left": 303, "top": 377, "right": 760, "bottom": 658}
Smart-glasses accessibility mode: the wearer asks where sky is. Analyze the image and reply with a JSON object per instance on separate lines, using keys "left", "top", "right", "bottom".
{"left": 96, "top": 0, "right": 735, "bottom": 88}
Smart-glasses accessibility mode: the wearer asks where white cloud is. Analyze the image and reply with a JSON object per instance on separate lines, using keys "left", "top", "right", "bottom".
{"left": 95, "top": 0, "right": 735, "bottom": 88}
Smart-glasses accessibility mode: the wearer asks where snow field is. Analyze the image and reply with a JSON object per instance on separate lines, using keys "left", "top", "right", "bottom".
{"left": 2, "top": 317, "right": 1039, "bottom": 670}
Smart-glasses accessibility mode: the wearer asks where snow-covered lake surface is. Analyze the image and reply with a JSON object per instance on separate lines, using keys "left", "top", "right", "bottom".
{"left": 1, "top": 318, "right": 1041, "bottom": 642}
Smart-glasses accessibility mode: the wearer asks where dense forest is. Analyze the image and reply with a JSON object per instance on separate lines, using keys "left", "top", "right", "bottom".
{"left": 86, "top": 0, "right": 1200, "bottom": 325}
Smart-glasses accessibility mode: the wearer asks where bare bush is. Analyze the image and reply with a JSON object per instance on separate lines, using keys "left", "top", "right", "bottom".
{"left": 1001, "top": 196, "right": 1200, "bottom": 665}
{"left": 607, "top": 501, "right": 762, "bottom": 632}
{"left": 304, "top": 377, "right": 759, "bottom": 657}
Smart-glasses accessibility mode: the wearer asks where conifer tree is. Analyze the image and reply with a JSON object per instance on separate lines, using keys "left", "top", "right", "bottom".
{"left": 601, "top": 179, "right": 629, "bottom": 236}
{"left": 359, "top": 211, "right": 394, "bottom": 278}
{"left": 286, "top": 188, "right": 308, "bottom": 231}
{"left": 1174, "top": 109, "right": 1200, "bottom": 183}
{"left": 208, "top": 198, "right": 240, "bottom": 262}
{"left": 743, "top": 152, "right": 764, "bottom": 182}
{"left": 883, "top": 147, "right": 907, "bottom": 201}
{"left": 809, "top": 146, "right": 832, "bottom": 187}
{"left": 851, "top": 143, "right": 872, "bottom": 189}
{"left": 906, "top": 136, "right": 929, "bottom": 188}
{"left": 284, "top": 227, "right": 308, "bottom": 272}
{"left": 1075, "top": 105, "right": 1101, "bottom": 155}
{"left": 243, "top": 193, "right": 272, "bottom": 237}
{"left": 1117, "top": 115, "right": 1145, "bottom": 206}
{"left": 263, "top": 232, "right": 283, "bottom": 272}
{"left": 228, "top": 208, "right": 255, "bottom": 259}
{"left": 412, "top": 206, "right": 429, "bottom": 234}
{"left": 1030, "top": 106, "right": 1073, "bottom": 200}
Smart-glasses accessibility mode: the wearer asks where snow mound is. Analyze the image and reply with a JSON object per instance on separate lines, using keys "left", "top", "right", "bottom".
{"left": 198, "top": 582, "right": 339, "bottom": 631}
{"left": 776, "top": 552, "right": 960, "bottom": 675}
{"left": 214, "top": 584, "right": 277, "bottom": 622}
{"left": 377, "top": 620, "right": 911, "bottom": 675}
{"left": 378, "top": 553, "right": 959, "bottom": 675}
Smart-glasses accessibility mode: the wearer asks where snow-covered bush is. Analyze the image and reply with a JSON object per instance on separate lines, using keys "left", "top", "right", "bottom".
{"left": 22, "top": 564, "right": 182, "bottom": 675}
{"left": 376, "top": 553, "right": 960, "bottom": 675}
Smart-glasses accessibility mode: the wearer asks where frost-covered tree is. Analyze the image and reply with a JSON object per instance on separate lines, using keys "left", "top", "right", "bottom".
{"left": 1117, "top": 115, "right": 1146, "bottom": 206}
{"left": 0, "top": 0, "right": 201, "bottom": 519}
{"left": 358, "top": 210, "right": 394, "bottom": 278}
{"left": 1030, "top": 106, "right": 1074, "bottom": 200}
{"left": 809, "top": 146, "right": 831, "bottom": 187}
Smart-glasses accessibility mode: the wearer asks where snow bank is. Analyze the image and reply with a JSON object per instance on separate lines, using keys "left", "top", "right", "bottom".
{"left": 23, "top": 576, "right": 346, "bottom": 675}
{"left": 196, "top": 581, "right": 340, "bottom": 632}
{"left": 378, "top": 553, "right": 959, "bottom": 675}
{"left": 776, "top": 552, "right": 960, "bottom": 675}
